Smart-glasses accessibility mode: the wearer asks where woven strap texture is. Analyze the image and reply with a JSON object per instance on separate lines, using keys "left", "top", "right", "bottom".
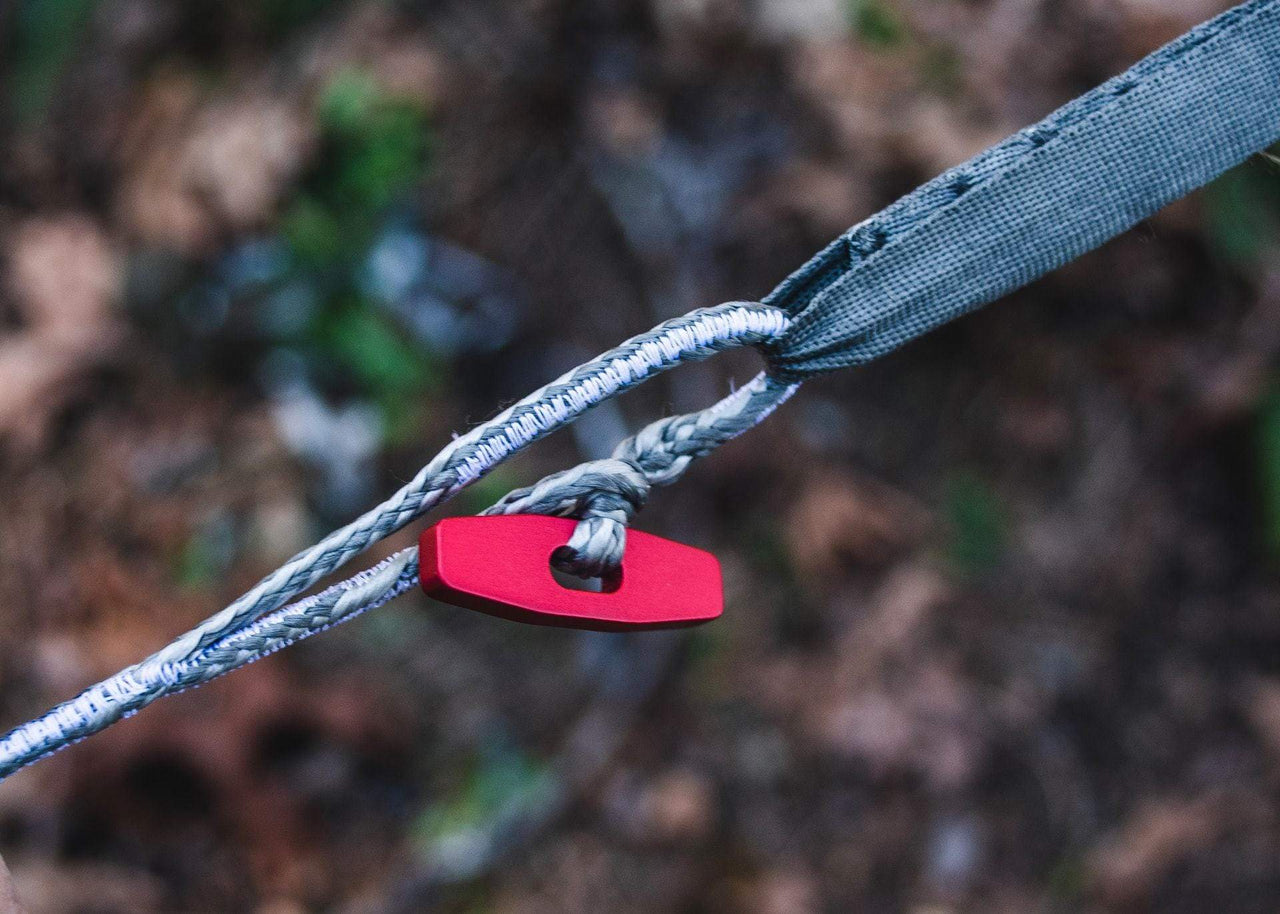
{"left": 766, "top": 0, "right": 1280, "bottom": 378}
{"left": 2, "top": 1, "right": 1279, "bottom": 783}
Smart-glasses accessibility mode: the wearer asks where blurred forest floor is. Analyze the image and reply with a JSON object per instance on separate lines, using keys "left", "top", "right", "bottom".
{"left": 2, "top": 0, "right": 1280, "bottom": 911}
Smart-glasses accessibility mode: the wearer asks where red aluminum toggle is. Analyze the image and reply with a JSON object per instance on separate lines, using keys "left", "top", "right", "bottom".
{"left": 418, "top": 515, "right": 723, "bottom": 631}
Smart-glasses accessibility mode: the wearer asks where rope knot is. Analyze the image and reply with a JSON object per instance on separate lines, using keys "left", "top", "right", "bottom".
{"left": 484, "top": 372, "right": 799, "bottom": 579}
{"left": 482, "top": 457, "right": 650, "bottom": 578}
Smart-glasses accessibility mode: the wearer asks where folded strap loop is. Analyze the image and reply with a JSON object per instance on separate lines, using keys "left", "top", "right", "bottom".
{"left": 766, "top": 0, "right": 1280, "bottom": 379}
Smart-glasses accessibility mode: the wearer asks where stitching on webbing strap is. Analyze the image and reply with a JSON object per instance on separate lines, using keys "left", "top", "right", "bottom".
{"left": 763, "top": 0, "right": 1280, "bottom": 379}
{"left": 4, "top": 0, "right": 1280, "bottom": 782}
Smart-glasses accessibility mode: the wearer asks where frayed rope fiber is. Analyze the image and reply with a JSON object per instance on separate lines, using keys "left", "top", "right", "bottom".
{"left": 2, "top": 0, "right": 1279, "bottom": 780}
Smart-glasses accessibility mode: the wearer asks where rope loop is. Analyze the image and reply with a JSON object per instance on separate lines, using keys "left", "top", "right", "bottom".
{"left": 485, "top": 369, "right": 799, "bottom": 577}
{"left": 0, "top": 301, "right": 792, "bottom": 779}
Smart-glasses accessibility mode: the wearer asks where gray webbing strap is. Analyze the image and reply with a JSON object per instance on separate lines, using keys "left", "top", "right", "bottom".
{"left": 2, "top": 1, "right": 1279, "bottom": 782}
{"left": 765, "top": 0, "right": 1280, "bottom": 378}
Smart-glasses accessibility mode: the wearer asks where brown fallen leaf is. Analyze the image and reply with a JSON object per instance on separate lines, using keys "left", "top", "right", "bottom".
{"left": 746, "top": 870, "right": 820, "bottom": 914}
{"left": 2, "top": 214, "right": 124, "bottom": 447}
{"left": 0, "top": 854, "right": 21, "bottom": 914}
{"left": 643, "top": 768, "right": 717, "bottom": 843}
{"left": 1114, "top": 0, "right": 1232, "bottom": 55}
{"left": 783, "top": 471, "right": 931, "bottom": 581}
{"left": 116, "top": 79, "right": 312, "bottom": 252}
{"left": 2, "top": 862, "right": 161, "bottom": 914}
{"left": 1243, "top": 677, "right": 1280, "bottom": 762}
{"left": 1086, "top": 795, "right": 1228, "bottom": 906}
{"left": 0, "top": 330, "right": 123, "bottom": 448}
{"left": 8, "top": 215, "right": 119, "bottom": 334}
{"left": 182, "top": 95, "right": 313, "bottom": 231}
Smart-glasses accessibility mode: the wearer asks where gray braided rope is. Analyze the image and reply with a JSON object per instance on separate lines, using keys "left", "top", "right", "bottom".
{"left": 0, "top": 303, "right": 795, "bottom": 779}
{"left": 147, "top": 302, "right": 786, "bottom": 670}
{"left": 483, "top": 372, "right": 799, "bottom": 577}
{"left": 0, "top": 550, "right": 421, "bottom": 778}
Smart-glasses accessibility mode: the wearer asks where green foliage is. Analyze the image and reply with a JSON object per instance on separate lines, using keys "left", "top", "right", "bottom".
{"left": 174, "top": 513, "right": 237, "bottom": 590}
{"left": 317, "top": 304, "right": 436, "bottom": 397}
{"left": 357, "top": 601, "right": 430, "bottom": 651}
{"left": 944, "top": 471, "right": 1006, "bottom": 575}
{"left": 413, "top": 744, "right": 553, "bottom": 854}
{"left": 453, "top": 468, "right": 521, "bottom": 515}
{"left": 7, "top": 0, "right": 99, "bottom": 123}
{"left": 684, "top": 621, "right": 734, "bottom": 697}
{"left": 318, "top": 68, "right": 383, "bottom": 132}
{"left": 255, "top": 0, "right": 339, "bottom": 40}
{"left": 267, "top": 68, "right": 439, "bottom": 442}
{"left": 311, "top": 302, "right": 438, "bottom": 442}
{"left": 848, "top": 0, "right": 907, "bottom": 49}
{"left": 742, "top": 522, "right": 795, "bottom": 583}
{"left": 1045, "top": 854, "right": 1087, "bottom": 903}
{"left": 175, "top": 537, "right": 219, "bottom": 590}
{"left": 920, "top": 45, "right": 962, "bottom": 97}
{"left": 281, "top": 195, "right": 345, "bottom": 266}
{"left": 1204, "top": 155, "right": 1280, "bottom": 269}
{"left": 1256, "top": 388, "right": 1280, "bottom": 560}
{"left": 315, "top": 69, "right": 432, "bottom": 228}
